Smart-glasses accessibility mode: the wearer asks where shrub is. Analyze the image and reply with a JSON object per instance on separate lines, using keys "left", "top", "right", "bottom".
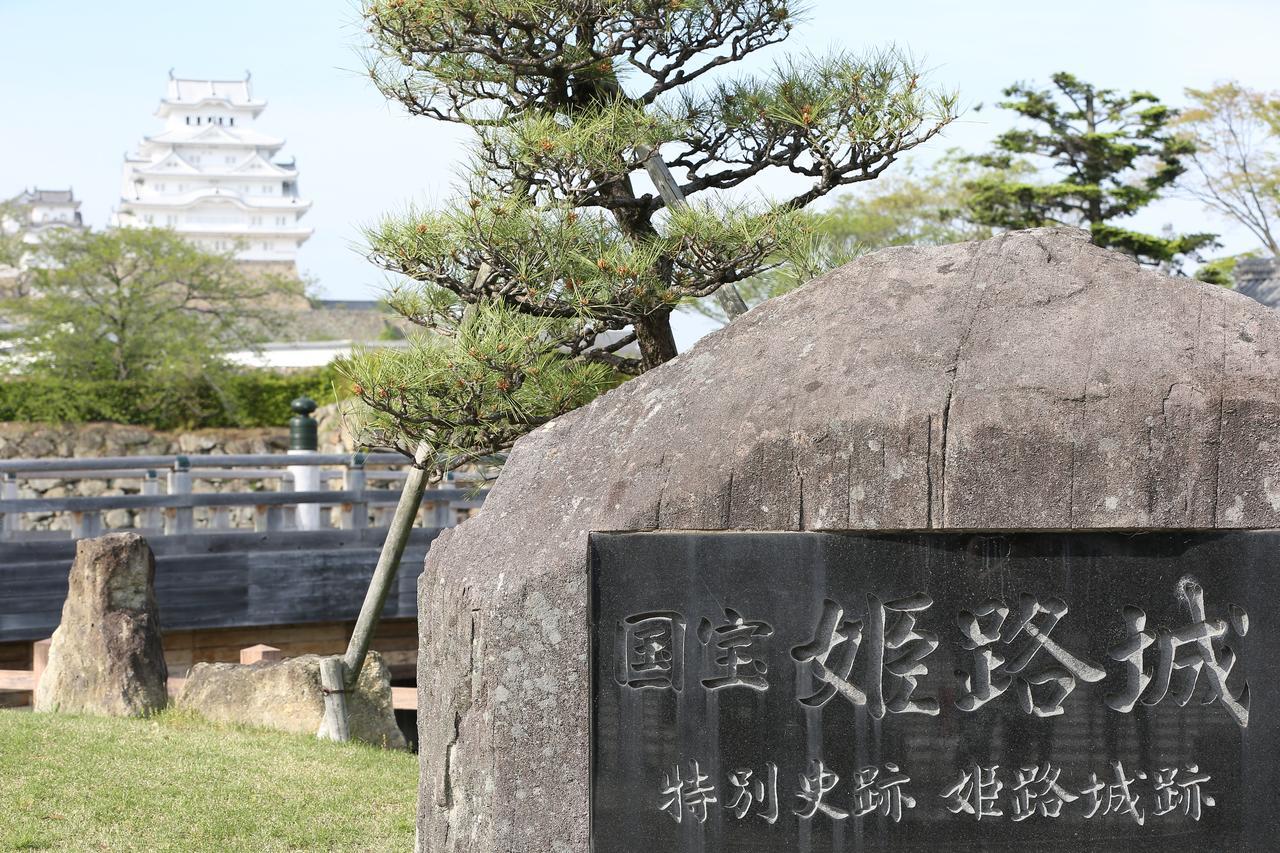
{"left": 0, "top": 365, "right": 346, "bottom": 431}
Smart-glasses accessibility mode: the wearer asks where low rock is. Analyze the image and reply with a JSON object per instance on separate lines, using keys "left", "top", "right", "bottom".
{"left": 104, "top": 508, "right": 133, "bottom": 528}
{"left": 35, "top": 533, "right": 168, "bottom": 716}
{"left": 175, "top": 652, "right": 406, "bottom": 749}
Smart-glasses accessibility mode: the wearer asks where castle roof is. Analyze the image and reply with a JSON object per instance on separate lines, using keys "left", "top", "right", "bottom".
{"left": 158, "top": 73, "right": 266, "bottom": 118}
{"left": 12, "top": 188, "right": 78, "bottom": 206}
{"left": 1235, "top": 257, "right": 1280, "bottom": 309}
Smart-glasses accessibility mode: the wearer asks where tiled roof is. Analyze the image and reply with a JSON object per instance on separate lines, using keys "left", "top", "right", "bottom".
{"left": 12, "top": 188, "right": 76, "bottom": 205}
{"left": 166, "top": 76, "right": 257, "bottom": 105}
{"left": 1235, "top": 257, "right": 1280, "bottom": 308}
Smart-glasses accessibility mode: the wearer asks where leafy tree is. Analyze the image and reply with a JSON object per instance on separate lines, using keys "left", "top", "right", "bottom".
{"left": 1176, "top": 81, "right": 1280, "bottom": 255}
{"left": 343, "top": 0, "right": 956, "bottom": 465}
{"left": 692, "top": 152, "right": 1002, "bottom": 322}
{"left": 964, "top": 72, "right": 1216, "bottom": 267}
{"left": 2, "top": 227, "right": 305, "bottom": 420}
{"left": 0, "top": 200, "right": 32, "bottom": 291}
{"left": 820, "top": 153, "right": 997, "bottom": 249}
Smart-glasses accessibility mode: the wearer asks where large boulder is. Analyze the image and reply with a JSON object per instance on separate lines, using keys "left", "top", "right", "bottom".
{"left": 415, "top": 228, "right": 1280, "bottom": 851}
{"left": 35, "top": 533, "right": 168, "bottom": 716}
{"left": 175, "top": 652, "right": 407, "bottom": 750}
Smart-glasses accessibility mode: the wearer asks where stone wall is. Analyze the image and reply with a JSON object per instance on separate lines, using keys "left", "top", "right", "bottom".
{"left": 1, "top": 403, "right": 359, "bottom": 531}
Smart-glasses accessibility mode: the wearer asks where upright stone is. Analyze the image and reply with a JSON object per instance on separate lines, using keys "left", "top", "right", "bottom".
{"left": 415, "top": 228, "right": 1280, "bottom": 851}
{"left": 35, "top": 533, "right": 167, "bottom": 716}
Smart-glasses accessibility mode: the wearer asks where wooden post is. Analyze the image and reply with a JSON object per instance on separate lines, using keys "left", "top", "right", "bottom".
{"left": 71, "top": 511, "right": 103, "bottom": 540}
{"left": 254, "top": 503, "right": 270, "bottom": 533}
{"left": 140, "top": 470, "right": 162, "bottom": 531}
{"left": 166, "top": 457, "right": 193, "bottom": 535}
{"left": 341, "top": 442, "right": 432, "bottom": 689}
{"left": 1, "top": 472, "right": 19, "bottom": 540}
{"left": 427, "top": 496, "right": 453, "bottom": 529}
{"left": 340, "top": 456, "right": 368, "bottom": 530}
{"left": 317, "top": 656, "right": 350, "bottom": 742}
{"left": 240, "top": 644, "right": 283, "bottom": 664}
{"left": 31, "top": 638, "right": 51, "bottom": 691}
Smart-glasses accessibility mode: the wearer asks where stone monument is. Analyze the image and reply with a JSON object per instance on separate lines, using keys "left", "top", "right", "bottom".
{"left": 35, "top": 533, "right": 168, "bottom": 716}
{"left": 415, "top": 227, "right": 1280, "bottom": 851}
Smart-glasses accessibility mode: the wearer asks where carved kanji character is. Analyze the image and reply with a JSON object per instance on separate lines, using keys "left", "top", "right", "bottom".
{"left": 1152, "top": 765, "right": 1215, "bottom": 821}
{"left": 726, "top": 763, "right": 779, "bottom": 823}
{"left": 1010, "top": 763, "right": 1078, "bottom": 821}
{"left": 617, "top": 611, "right": 684, "bottom": 691}
{"left": 659, "top": 760, "right": 717, "bottom": 823}
{"left": 940, "top": 764, "right": 1004, "bottom": 820}
{"left": 1079, "top": 760, "right": 1145, "bottom": 825}
{"left": 697, "top": 608, "right": 773, "bottom": 691}
{"left": 955, "top": 593, "right": 1105, "bottom": 716}
{"left": 791, "top": 593, "right": 938, "bottom": 717}
{"left": 795, "top": 759, "right": 849, "bottom": 821}
{"left": 852, "top": 763, "right": 916, "bottom": 823}
{"left": 1106, "top": 580, "right": 1250, "bottom": 728}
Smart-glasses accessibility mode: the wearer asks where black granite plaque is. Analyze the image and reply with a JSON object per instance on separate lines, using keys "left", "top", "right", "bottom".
{"left": 590, "top": 531, "right": 1280, "bottom": 852}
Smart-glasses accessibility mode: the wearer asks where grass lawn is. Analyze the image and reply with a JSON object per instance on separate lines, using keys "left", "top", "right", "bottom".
{"left": 0, "top": 709, "right": 417, "bottom": 852}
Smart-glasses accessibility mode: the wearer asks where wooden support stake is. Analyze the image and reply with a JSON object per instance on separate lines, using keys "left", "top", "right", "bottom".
{"left": 341, "top": 442, "right": 432, "bottom": 689}
{"left": 317, "top": 656, "right": 350, "bottom": 742}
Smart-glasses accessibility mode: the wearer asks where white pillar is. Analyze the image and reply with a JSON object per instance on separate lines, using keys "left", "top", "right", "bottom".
{"left": 288, "top": 450, "right": 320, "bottom": 531}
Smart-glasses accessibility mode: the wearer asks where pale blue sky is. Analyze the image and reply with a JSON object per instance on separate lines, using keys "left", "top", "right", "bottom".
{"left": 3, "top": 1, "right": 1278, "bottom": 346}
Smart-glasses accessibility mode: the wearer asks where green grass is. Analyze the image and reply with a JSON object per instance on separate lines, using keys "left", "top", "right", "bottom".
{"left": 0, "top": 709, "right": 417, "bottom": 852}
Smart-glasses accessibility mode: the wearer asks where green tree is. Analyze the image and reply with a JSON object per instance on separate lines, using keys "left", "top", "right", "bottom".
{"left": 1192, "top": 252, "right": 1256, "bottom": 287}
{"left": 343, "top": 0, "right": 956, "bottom": 465}
{"left": 2, "top": 227, "right": 305, "bottom": 421}
{"left": 1176, "top": 81, "right": 1280, "bottom": 255}
{"left": 0, "top": 199, "right": 31, "bottom": 290}
{"left": 964, "top": 72, "right": 1216, "bottom": 267}
{"left": 693, "top": 152, "right": 1002, "bottom": 322}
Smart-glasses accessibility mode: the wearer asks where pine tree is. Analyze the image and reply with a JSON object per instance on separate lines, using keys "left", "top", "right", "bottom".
{"left": 341, "top": 0, "right": 956, "bottom": 467}
{"left": 964, "top": 72, "right": 1216, "bottom": 267}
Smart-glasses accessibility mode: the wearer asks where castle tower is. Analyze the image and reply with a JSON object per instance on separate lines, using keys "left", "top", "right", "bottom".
{"left": 114, "top": 73, "right": 313, "bottom": 276}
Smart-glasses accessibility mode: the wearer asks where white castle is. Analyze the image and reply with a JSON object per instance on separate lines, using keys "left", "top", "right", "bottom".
{"left": 114, "top": 73, "right": 313, "bottom": 272}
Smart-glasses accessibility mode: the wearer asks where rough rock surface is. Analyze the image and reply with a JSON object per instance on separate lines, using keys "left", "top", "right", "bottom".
{"left": 415, "top": 228, "right": 1280, "bottom": 851}
{"left": 35, "top": 533, "right": 168, "bottom": 716}
{"left": 176, "top": 652, "right": 407, "bottom": 749}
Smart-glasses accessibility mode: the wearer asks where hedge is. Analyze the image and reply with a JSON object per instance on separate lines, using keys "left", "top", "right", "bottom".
{"left": 0, "top": 366, "right": 348, "bottom": 431}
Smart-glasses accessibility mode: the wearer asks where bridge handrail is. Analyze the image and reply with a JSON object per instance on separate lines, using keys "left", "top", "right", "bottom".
{"left": 0, "top": 487, "right": 480, "bottom": 515}
{"left": 0, "top": 452, "right": 408, "bottom": 475}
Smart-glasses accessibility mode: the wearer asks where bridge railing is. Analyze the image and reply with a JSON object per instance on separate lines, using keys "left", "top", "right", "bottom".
{"left": 0, "top": 452, "right": 488, "bottom": 541}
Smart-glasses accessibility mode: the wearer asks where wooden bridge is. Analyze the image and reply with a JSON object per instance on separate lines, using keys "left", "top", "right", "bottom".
{"left": 0, "top": 452, "right": 486, "bottom": 703}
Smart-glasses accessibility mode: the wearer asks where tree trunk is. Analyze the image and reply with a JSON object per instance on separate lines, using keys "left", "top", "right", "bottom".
{"left": 635, "top": 310, "right": 679, "bottom": 370}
